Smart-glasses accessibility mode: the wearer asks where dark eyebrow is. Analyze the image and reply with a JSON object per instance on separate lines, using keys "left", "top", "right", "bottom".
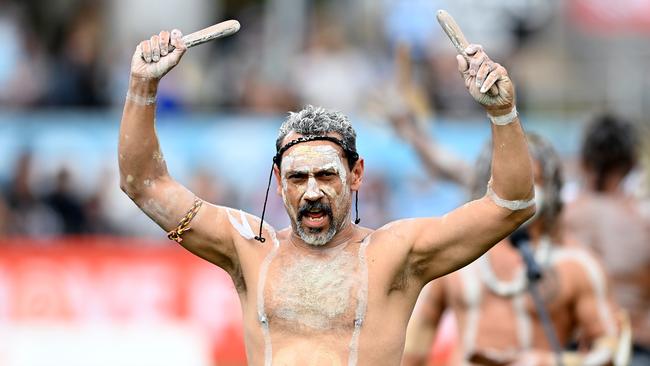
{"left": 285, "top": 170, "right": 308, "bottom": 178}
{"left": 315, "top": 167, "right": 338, "bottom": 175}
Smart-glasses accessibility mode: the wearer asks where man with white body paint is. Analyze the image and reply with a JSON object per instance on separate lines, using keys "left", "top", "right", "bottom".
{"left": 564, "top": 115, "right": 649, "bottom": 366}
{"left": 118, "top": 25, "right": 535, "bottom": 365}
{"left": 400, "top": 133, "right": 623, "bottom": 366}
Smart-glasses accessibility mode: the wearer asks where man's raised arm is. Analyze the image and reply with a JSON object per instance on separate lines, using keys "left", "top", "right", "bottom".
{"left": 118, "top": 29, "right": 238, "bottom": 272}
{"left": 391, "top": 13, "right": 535, "bottom": 283}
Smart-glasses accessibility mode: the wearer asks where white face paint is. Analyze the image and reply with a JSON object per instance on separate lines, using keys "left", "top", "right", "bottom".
{"left": 280, "top": 144, "right": 352, "bottom": 246}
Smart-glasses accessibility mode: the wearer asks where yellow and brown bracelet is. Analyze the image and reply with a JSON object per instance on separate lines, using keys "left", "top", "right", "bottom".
{"left": 167, "top": 198, "right": 203, "bottom": 243}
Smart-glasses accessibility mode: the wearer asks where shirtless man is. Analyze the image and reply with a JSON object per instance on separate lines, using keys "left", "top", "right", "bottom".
{"left": 118, "top": 24, "right": 534, "bottom": 365}
{"left": 401, "top": 133, "right": 622, "bottom": 366}
{"left": 564, "top": 115, "right": 650, "bottom": 366}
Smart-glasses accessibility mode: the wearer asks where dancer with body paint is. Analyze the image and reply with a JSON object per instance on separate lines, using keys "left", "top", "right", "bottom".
{"left": 118, "top": 13, "right": 535, "bottom": 365}
{"left": 399, "top": 133, "right": 625, "bottom": 366}
{"left": 564, "top": 115, "right": 649, "bottom": 366}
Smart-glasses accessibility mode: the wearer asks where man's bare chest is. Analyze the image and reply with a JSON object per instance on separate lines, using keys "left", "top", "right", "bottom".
{"left": 261, "top": 245, "right": 368, "bottom": 333}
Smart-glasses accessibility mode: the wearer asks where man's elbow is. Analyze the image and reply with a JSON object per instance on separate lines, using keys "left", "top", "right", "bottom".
{"left": 119, "top": 175, "right": 142, "bottom": 201}
{"left": 509, "top": 204, "right": 536, "bottom": 227}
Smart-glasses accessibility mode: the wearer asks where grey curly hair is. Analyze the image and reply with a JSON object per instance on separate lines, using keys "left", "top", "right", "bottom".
{"left": 276, "top": 105, "right": 357, "bottom": 161}
{"left": 471, "top": 133, "right": 563, "bottom": 232}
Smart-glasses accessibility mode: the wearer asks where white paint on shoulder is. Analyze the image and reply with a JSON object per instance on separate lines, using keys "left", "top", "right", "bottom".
{"left": 551, "top": 248, "right": 616, "bottom": 336}
{"left": 226, "top": 208, "right": 256, "bottom": 240}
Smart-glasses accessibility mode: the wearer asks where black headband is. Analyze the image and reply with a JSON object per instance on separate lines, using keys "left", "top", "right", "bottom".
{"left": 254, "top": 135, "right": 361, "bottom": 243}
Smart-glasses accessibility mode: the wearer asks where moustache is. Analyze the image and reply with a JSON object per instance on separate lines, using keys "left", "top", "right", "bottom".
{"left": 298, "top": 201, "right": 333, "bottom": 221}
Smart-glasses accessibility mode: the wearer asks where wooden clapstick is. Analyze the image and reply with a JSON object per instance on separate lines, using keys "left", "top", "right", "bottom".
{"left": 436, "top": 10, "right": 469, "bottom": 59}
{"left": 169, "top": 19, "right": 240, "bottom": 51}
{"left": 436, "top": 10, "right": 499, "bottom": 95}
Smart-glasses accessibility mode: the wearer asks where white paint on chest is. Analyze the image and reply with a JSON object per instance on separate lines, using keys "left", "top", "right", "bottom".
{"left": 270, "top": 250, "right": 358, "bottom": 330}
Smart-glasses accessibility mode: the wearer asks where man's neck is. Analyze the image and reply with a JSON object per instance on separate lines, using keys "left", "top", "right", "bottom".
{"left": 585, "top": 171, "right": 626, "bottom": 195}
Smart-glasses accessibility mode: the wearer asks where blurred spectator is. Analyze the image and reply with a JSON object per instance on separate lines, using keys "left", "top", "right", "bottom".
{"left": 5, "top": 151, "right": 62, "bottom": 236}
{"left": 0, "top": 0, "right": 47, "bottom": 106}
{"left": 289, "top": 11, "right": 377, "bottom": 115}
{"left": 189, "top": 169, "right": 237, "bottom": 208}
{"left": 563, "top": 114, "right": 650, "bottom": 366}
{"left": 43, "top": 167, "right": 87, "bottom": 234}
{"left": 42, "top": 2, "right": 107, "bottom": 106}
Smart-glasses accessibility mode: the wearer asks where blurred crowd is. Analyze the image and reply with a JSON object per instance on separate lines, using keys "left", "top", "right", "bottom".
{"left": 7, "top": 0, "right": 648, "bottom": 114}
{"left": 0, "top": 0, "right": 649, "bottom": 235}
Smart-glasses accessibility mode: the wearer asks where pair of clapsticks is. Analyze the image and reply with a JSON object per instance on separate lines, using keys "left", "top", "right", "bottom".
{"left": 159, "top": 10, "right": 467, "bottom": 59}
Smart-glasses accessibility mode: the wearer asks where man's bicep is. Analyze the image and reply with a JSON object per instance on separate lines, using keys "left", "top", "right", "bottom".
{"left": 410, "top": 197, "right": 530, "bottom": 281}
{"left": 129, "top": 176, "right": 239, "bottom": 270}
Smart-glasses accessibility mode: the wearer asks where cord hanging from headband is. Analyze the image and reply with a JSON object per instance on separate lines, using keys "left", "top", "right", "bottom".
{"left": 254, "top": 135, "right": 361, "bottom": 243}
{"left": 354, "top": 191, "right": 361, "bottom": 224}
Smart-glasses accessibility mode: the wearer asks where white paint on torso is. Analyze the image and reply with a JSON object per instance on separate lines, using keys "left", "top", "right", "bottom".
{"left": 512, "top": 292, "right": 532, "bottom": 349}
{"left": 257, "top": 234, "right": 370, "bottom": 365}
{"left": 348, "top": 236, "right": 371, "bottom": 366}
{"left": 270, "top": 249, "right": 358, "bottom": 330}
{"left": 550, "top": 247, "right": 616, "bottom": 336}
{"left": 257, "top": 224, "right": 281, "bottom": 366}
{"left": 459, "top": 262, "right": 483, "bottom": 361}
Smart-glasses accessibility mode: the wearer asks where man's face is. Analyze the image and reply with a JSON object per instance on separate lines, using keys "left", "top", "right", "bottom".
{"left": 276, "top": 134, "right": 353, "bottom": 246}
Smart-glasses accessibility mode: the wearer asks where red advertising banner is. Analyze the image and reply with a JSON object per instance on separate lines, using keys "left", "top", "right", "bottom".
{"left": 0, "top": 237, "right": 247, "bottom": 365}
{"left": 0, "top": 237, "right": 458, "bottom": 365}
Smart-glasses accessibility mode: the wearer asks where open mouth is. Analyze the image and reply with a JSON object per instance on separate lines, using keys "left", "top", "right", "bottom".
{"left": 298, "top": 203, "right": 332, "bottom": 229}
